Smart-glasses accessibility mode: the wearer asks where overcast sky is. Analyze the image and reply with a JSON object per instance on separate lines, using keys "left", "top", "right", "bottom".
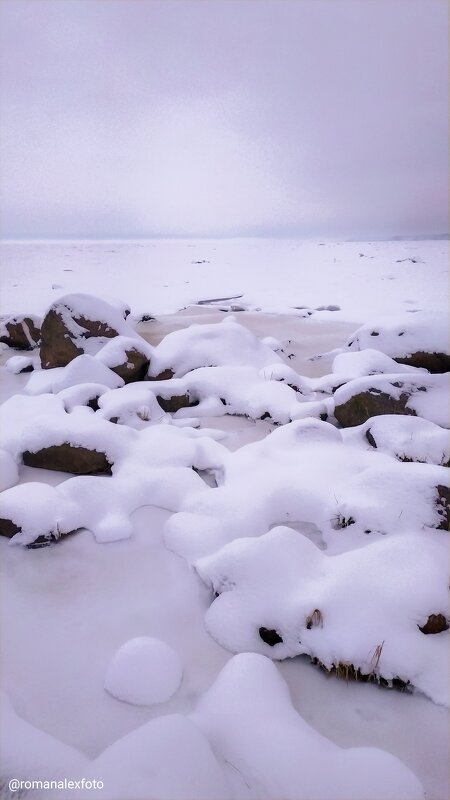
{"left": 0, "top": 0, "right": 448, "bottom": 239}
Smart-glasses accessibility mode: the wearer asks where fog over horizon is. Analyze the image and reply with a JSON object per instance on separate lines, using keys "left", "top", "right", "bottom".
{"left": 0, "top": 0, "right": 448, "bottom": 240}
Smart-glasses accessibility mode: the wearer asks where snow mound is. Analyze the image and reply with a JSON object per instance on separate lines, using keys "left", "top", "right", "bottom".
{"left": 104, "top": 637, "right": 182, "bottom": 706}
{"left": 5, "top": 354, "right": 37, "bottom": 374}
{"left": 25, "top": 354, "right": 124, "bottom": 394}
{"left": 92, "top": 653, "right": 424, "bottom": 800}
{"left": 196, "top": 530, "right": 450, "bottom": 706}
{"left": 346, "top": 312, "right": 449, "bottom": 361}
{"left": 1, "top": 421, "right": 226, "bottom": 544}
{"left": 165, "top": 420, "right": 448, "bottom": 561}
{"left": 58, "top": 382, "right": 112, "bottom": 412}
{"left": 95, "top": 335, "right": 152, "bottom": 369}
{"left": 166, "top": 365, "right": 306, "bottom": 425}
{"left": 148, "top": 318, "right": 282, "bottom": 378}
{"left": 97, "top": 382, "right": 168, "bottom": 427}
{"left": 344, "top": 414, "right": 450, "bottom": 466}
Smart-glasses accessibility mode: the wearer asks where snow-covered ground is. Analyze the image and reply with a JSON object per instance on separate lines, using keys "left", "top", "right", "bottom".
{"left": 0, "top": 239, "right": 449, "bottom": 800}
{"left": 0, "top": 238, "right": 448, "bottom": 321}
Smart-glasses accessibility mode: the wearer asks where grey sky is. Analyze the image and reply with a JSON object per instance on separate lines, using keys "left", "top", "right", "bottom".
{"left": 0, "top": 0, "right": 448, "bottom": 238}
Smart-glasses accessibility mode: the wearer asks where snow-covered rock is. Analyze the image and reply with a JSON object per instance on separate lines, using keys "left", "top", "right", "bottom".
{"left": 0, "top": 313, "right": 41, "bottom": 350}
{"left": 346, "top": 312, "right": 450, "bottom": 372}
{"left": 5, "top": 354, "right": 37, "bottom": 374}
{"left": 165, "top": 420, "right": 448, "bottom": 562}
{"left": 39, "top": 293, "right": 141, "bottom": 369}
{"left": 334, "top": 372, "right": 449, "bottom": 428}
{"left": 95, "top": 335, "right": 152, "bottom": 383}
{"left": 148, "top": 318, "right": 283, "bottom": 378}
{"left": 196, "top": 530, "right": 449, "bottom": 706}
{"left": 25, "top": 353, "right": 124, "bottom": 394}
{"left": 344, "top": 414, "right": 450, "bottom": 467}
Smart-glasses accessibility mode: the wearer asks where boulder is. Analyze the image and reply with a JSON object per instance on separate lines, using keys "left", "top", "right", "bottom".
{"left": 0, "top": 517, "right": 59, "bottom": 547}
{"left": 345, "top": 312, "right": 449, "bottom": 373}
{"left": 95, "top": 337, "right": 151, "bottom": 384}
{"left": 148, "top": 368, "right": 175, "bottom": 381}
{"left": 418, "top": 614, "right": 449, "bottom": 634}
{"left": 335, "top": 388, "right": 416, "bottom": 427}
{"left": 395, "top": 351, "right": 450, "bottom": 373}
{"left": 0, "top": 517, "right": 21, "bottom": 538}
{"left": 436, "top": 484, "right": 450, "bottom": 530}
{"left": 22, "top": 444, "right": 113, "bottom": 475}
{"left": 333, "top": 373, "right": 448, "bottom": 428}
{"left": 156, "top": 392, "right": 198, "bottom": 413}
{"left": 0, "top": 315, "right": 41, "bottom": 350}
{"left": 39, "top": 294, "right": 134, "bottom": 369}
{"left": 110, "top": 348, "right": 150, "bottom": 383}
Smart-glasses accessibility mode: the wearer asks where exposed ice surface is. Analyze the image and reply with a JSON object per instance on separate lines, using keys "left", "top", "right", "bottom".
{"left": 0, "top": 239, "right": 449, "bottom": 800}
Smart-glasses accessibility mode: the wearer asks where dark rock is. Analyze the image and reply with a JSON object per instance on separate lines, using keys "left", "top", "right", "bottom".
{"left": 259, "top": 627, "right": 283, "bottom": 646}
{"left": 418, "top": 614, "right": 449, "bottom": 634}
{"left": 87, "top": 396, "right": 101, "bottom": 411}
{"left": 156, "top": 393, "right": 199, "bottom": 413}
{"left": 40, "top": 308, "right": 84, "bottom": 367}
{"left": 334, "top": 390, "right": 416, "bottom": 428}
{"left": 22, "top": 444, "right": 113, "bottom": 475}
{"left": 148, "top": 368, "right": 175, "bottom": 381}
{"left": 137, "top": 313, "right": 154, "bottom": 323}
{"left": 110, "top": 348, "right": 150, "bottom": 384}
{"left": 0, "top": 316, "right": 41, "bottom": 350}
{"left": 365, "top": 428, "right": 378, "bottom": 448}
{"left": 40, "top": 302, "right": 120, "bottom": 369}
{"left": 436, "top": 484, "right": 450, "bottom": 530}
{"left": 0, "top": 518, "right": 21, "bottom": 538}
{"left": 395, "top": 351, "right": 450, "bottom": 373}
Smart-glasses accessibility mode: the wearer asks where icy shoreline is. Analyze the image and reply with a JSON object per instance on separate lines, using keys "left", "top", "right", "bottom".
{"left": 0, "top": 280, "right": 448, "bottom": 799}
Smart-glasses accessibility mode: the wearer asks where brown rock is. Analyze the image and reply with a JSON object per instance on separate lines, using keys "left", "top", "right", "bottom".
{"left": 0, "top": 316, "right": 41, "bottom": 350}
{"left": 436, "top": 484, "right": 450, "bottom": 531}
{"left": 395, "top": 351, "right": 450, "bottom": 373}
{"left": 0, "top": 517, "right": 21, "bottom": 538}
{"left": 22, "top": 444, "right": 113, "bottom": 475}
{"left": 335, "top": 390, "right": 416, "bottom": 428}
{"left": 418, "top": 613, "right": 449, "bottom": 634}
{"left": 40, "top": 304, "right": 119, "bottom": 369}
{"left": 148, "top": 368, "right": 175, "bottom": 381}
{"left": 156, "top": 393, "right": 199, "bottom": 413}
{"left": 110, "top": 348, "right": 150, "bottom": 383}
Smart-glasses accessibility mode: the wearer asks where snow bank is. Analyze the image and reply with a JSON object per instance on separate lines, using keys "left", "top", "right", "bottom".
{"left": 104, "top": 637, "right": 182, "bottom": 706}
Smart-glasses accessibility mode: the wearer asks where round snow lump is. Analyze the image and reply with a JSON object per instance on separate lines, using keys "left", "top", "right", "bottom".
{"left": 104, "top": 637, "right": 182, "bottom": 706}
